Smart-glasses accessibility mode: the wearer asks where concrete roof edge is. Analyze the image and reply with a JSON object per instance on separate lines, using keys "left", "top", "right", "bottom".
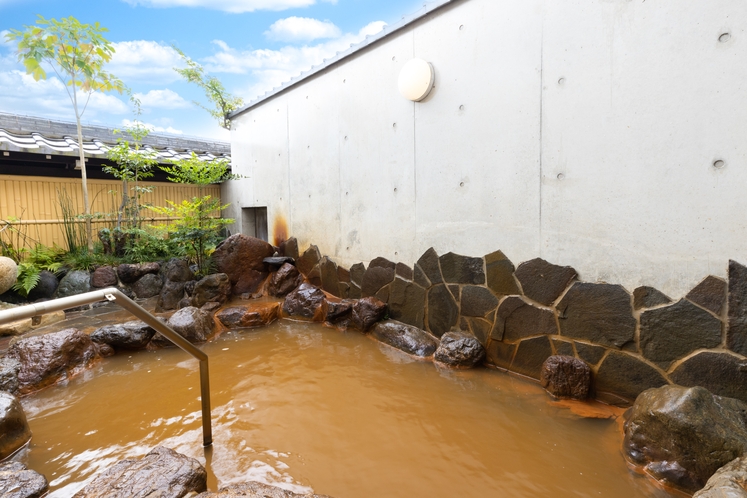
{"left": 228, "top": 0, "right": 459, "bottom": 120}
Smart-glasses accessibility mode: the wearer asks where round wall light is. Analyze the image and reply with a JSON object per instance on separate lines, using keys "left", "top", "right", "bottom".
{"left": 398, "top": 58, "right": 435, "bottom": 102}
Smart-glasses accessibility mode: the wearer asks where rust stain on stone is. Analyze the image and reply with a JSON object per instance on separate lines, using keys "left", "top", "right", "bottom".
{"left": 273, "top": 215, "right": 288, "bottom": 247}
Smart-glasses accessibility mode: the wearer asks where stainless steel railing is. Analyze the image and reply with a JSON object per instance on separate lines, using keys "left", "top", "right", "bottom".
{"left": 0, "top": 287, "right": 213, "bottom": 447}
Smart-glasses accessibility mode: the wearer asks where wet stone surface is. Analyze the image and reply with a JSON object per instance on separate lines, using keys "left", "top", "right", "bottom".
{"left": 485, "top": 341, "right": 516, "bottom": 370}
{"left": 670, "top": 351, "right": 747, "bottom": 403}
{"left": 640, "top": 299, "right": 722, "bottom": 369}
{"left": 90, "top": 320, "right": 156, "bottom": 350}
{"left": 514, "top": 258, "right": 576, "bottom": 306}
{"left": 296, "top": 245, "right": 322, "bottom": 276}
{"left": 372, "top": 320, "right": 439, "bottom": 357}
{"left": 213, "top": 235, "right": 274, "bottom": 294}
{"left": 216, "top": 304, "right": 280, "bottom": 329}
{"left": 351, "top": 297, "right": 387, "bottom": 332}
{"left": 196, "top": 481, "right": 332, "bottom": 498}
{"left": 282, "top": 283, "right": 327, "bottom": 321}
{"left": 73, "top": 446, "right": 207, "bottom": 498}
{"left": 361, "top": 266, "right": 395, "bottom": 298}
{"left": 509, "top": 336, "right": 553, "bottom": 380}
{"left": 0, "top": 461, "right": 47, "bottom": 498}
{"left": 387, "top": 277, "right": 426, "bottom": 329}
{"left": 540, "top": 355, "right": 591, "bottom": 400}
{"left": 426, "top": 284, "right": 459, "bottom": 338}
{"left": 0, "top": 391, "right": 31, "bottom": 460}
{"left": 693, "top": 455, "right": 747, "bottom": 498}
{"left": 595, "top": 351, "right": 668, "bottom": 404}
{"left": 131, "top": 273, "right": 164, "bottom": 299}
{"left": 434, "top": 331, "right": 485, "bottom": 368}
{"left": 623, "top": 385, "right": 747, "bottom": 494}
{"left": 191, "top": 273, "right": 232, "bottom": 308}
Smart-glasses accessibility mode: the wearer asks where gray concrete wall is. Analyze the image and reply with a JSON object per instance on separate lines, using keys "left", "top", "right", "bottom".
{"left": 225, "top": 0, "right": 747, "bottom": 298}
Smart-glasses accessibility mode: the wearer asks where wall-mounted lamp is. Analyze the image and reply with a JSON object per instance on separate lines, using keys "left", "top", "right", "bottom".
{"left": 398, "top": 58, "right": 435, "bottom": 102}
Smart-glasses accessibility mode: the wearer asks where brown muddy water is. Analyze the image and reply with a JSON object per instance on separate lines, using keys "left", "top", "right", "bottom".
{"left": 17, "top": 319, "right": 679, "bottom": 497}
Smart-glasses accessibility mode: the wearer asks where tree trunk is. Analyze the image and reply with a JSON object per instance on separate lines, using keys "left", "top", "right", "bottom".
{"left": 72, "top": 87, "right": 93, "bottom": 252}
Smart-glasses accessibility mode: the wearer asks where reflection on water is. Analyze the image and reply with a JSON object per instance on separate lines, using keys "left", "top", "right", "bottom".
{"left": 16, "top": 320, "right": 677, "bottom": 497}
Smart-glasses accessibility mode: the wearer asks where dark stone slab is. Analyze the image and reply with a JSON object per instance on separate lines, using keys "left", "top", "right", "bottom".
{"left": 395, "top": 263, "right": 413, "bottom": 281}
{"left": 623, "top": 385, "right": 747, "bottom": 494}
{"left": 319, "top": 257, "right": 341, "bottom": 297}
{"left": 465, "top": 317, "right": 492, "bottom": 346}
{"left": 426, "top": 284, "right": 459, "bottom": 338}
{"left": 640, "top": 299, "right": 723, "bottom": 369}
{"left": 351, "top": 297, "right": 387, "bottom": 332}
{"left": 306, "top": 264, "right": 322, "bottom": 288}
{"left": 337, "top": 266, "right": 351, "bottom": 283}
{"left": 372, "top": 320, "right": 439, "bottom": 357}
{"left": 369, "top": 257, "right": 396, "bottom": 271}
{"left": 633, "top": 286, "right": 672, "bottom": 310}
{"left": 263, "top": 256, "right": 295, "bottom": 267}
{"left": 551, "top": 338, "right": 574, "bottom": 357}
{"left": 484, "top": 250, "right": 520, "bottom": 296}
{"left": 510, "top": 336, "right": 553, "bottom": 380}
{"left": 540, "top": 355, "right": 591, "bottom": 400}
{"left": 515, "top": 258, "right": 576, "bottom": 306}
{"left": 349, "top": 263, "right": 366, "bottom": 287}
{"left": 74, "top": 446, "right": 207, "bottom": 498}
{"left": 670, "top": 351, "right": 747, "bottom": 403}
{"left": 557, "top": 282, "right": 636, "bottom": 349}
{"left": 574, "top": 342, "right": 607, "bottom": 365}
{"left": 413, "top": 263, "right": 431, "bottom": 288}
{"left": 338, "top": 282, "right": 350, "bottom": 299}
{"left": 278, "top": 236, "right": 299, "bottom": 260}
{"left": 268, "top": 263, "right": 303, "bottom": 297}
{"left": 361, "top": 266, "right": 395, "bottom": 298}
{"left": 0, "top": 461, "right": 47, "bottom": 498}
{"left": 375, "top": 285, "right": 390, "bottom": 304}
{"left": 492, "top": 296, "right": 557, "bottom": 342}
{"left": 595, "top": 351, "right": 668, "bottom": 403}
{"left": 448, "top": 285, "right": 460, "bottom": 302}
{"left": 729, "top": 260, "right": 747, "bottom": 356}
{"left": 296, "top": 245, "right": 321, "bottom": 276}
{"left": 348, "top": 282, "right": 362, "bottom": 299}
{"left": 686, "top": 276, "right": 726, "bottom": 316}
{"left": 282, "top": 283, "right": 327, "bottom": 321}
{"left": 388, "top": 277, "right": 426, "bottom": 329}
{"left": 434, "top": 331, "right": 485, "bottom": 367}
{"left": 485, "top": 341, "right": 516, "bottom": 370}
{"left": 460, "top": 285, "right": 499, "bottom": 317}
{"left": 417, "top": 248, "right": 443, "bottom": 285}
{"left": 439, "top": 252, "right": 485, "bottom": 285}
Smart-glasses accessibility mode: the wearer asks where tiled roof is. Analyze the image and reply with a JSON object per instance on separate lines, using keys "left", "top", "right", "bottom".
{"left": 0, "top": 113, "right": 231, "bottom": 163}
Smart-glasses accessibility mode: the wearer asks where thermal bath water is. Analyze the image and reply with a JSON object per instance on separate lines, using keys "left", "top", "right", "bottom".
{"left": 17, "top": 320, "right": 679, "bottom": 497}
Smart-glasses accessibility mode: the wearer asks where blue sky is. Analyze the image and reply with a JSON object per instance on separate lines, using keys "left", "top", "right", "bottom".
{"left": 0, "top": 0, "right": 425, "bottom": 140}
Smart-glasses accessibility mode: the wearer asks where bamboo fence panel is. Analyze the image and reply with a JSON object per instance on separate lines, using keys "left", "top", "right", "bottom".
{"left": 0, "top": 175, "right": 221, "bottom": 250}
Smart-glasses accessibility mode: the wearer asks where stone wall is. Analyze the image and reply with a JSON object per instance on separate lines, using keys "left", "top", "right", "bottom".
{"left": 284, "top": 238, "right": 747, "bottom": 406}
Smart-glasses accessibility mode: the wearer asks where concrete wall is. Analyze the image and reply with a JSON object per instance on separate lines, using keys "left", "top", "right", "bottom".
{"left": 225, "top": 0, "right": 747, "bottom": 298}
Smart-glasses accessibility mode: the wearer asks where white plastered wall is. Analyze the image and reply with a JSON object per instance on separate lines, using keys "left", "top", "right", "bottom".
{"left": 225, "top": 0, "right": 747, "bottom": 298}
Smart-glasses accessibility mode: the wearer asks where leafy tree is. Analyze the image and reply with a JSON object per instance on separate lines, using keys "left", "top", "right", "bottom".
{"left": 6, "top": 16, "right": 125, "bottom": 251}
{"left": 172, "top": 46, "right": 243, "bottom": 130}
{"left": 152, "top": 153, "right": 237, "bottom": 275}
{"left": 104, "top": 96, "right": 158, "bottom": 230}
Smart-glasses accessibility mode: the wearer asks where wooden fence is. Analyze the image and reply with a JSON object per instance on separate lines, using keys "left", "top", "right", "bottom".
{"left": 0, "top": 175, "right": 221, "bottom": 250}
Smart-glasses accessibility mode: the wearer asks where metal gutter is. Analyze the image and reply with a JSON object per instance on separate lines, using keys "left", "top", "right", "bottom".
{"left": 229, "top": 0, "right": 461, "bottom": 119}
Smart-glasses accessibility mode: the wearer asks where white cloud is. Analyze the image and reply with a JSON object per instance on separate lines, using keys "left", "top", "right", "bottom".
{"left": 133, "top": 89, "right": 190, "bottom": 110}
{"left": 265, "top": 17, "right": 341, "bottom": 43}
{"left": 204, "top": 21, "right": 386, "bottom": 99}
{"left": 109, "top": 41, "right": 183, "bottom": 84}
{"left": 121, "top": 118, "right": 183, "bottom": 135}
{"left": 0, "top": 70, "right": 129, "bottom": 120}
{"left": 121, "top": 0, "right": 317, "bottom": 13}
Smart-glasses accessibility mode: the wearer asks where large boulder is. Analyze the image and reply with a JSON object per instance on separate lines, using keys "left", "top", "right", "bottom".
{"left": 196, "top": 481, "right": 331, "bottom": 497}
{"left": 0, "top": 461, "right": 47, "bottom": 498}
{"left": 73, "top": 446, "right": 207, "bottom": 498}
{"left": 117, "top": 262, "right": 160, "bottom": 284}
{"left": 0, "top": 257, "right": 17, "bottom": 295}
{"left": 623, "top": 385, "right": 747, "bottom": 493}
{"left": 0, "top": 357, "right": 20, "bottom": 394}
{"left": 0, "top": 392, "right": 31, "bottom": 460}
{"left": 131, "top": 273, "right": 164, "bottom": 299}
{"left": 27, "top": 270, "right": 58, "bottom": 300}
{"left": 216, "top": 303, "right": 280, "bottom": 329}
{"left": 191, "top": 273, "right": 232, "bottom": 308}
{"left": 157, "top": 280, "right": 186, "bottom": 312}
{"left": 282, "top": 283, "right": 328, "bottom": 321}
{"left": 90, "top": 320, "right": 157, "bottom": 350}
{"left": 351, "top": 297, "right": 387, "bottom": 332}
{"left": 434, "top": 331, "right": 485, "bottom": 367}
{"left": 151, "top": 307, "right": 214, "bottom": 347}
{"left": 268, "top": 263, "right": 303, "bottom": 297}
{"left": 5, "top": 328, "right": 100, "bottom": 394}
{"left": 540, "top": 355, "right": 591, "bottom": 400}
{"left": 55, "top": 270, "right": 91, "bottom": 298}
{"left": 693, "top": 456, "right": 747, "bottom": 498}
{"left": 372, "top": 320, "right": 439, "bottom": 357}
{"left": 162, "top": 258, "right": 194, "bottom": 282}
{"left": 212, "top": 234, "right": 274, "bottom": 295}
{"left": 90, "top": 266, "right": 118, "bottom": 288}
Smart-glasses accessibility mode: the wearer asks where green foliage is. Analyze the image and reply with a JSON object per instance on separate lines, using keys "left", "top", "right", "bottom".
{"left": 123, "top": 227, "right": 182, "bottom": 263}
{"left": 6, "top": 15, "right": 125, "bottom": 250}
{"left": 172, "top": 45, "right": 243, "bottom": 130}
{"left": 11, "top": 244, "right": 64, "bottom": 297}
{"left": 160, "top": 152, "right": 238, "bottom": 189}
{"left": 56, "top": 188, "right": 86, "bottom": 255}
{"left": 0, "top": 216, "right": 30, "bottom": 263}
{"left": 104, "top": 97, "right": 159, "bottom": 230}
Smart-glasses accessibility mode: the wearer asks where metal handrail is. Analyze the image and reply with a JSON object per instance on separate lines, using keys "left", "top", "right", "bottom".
{"left": 0, "top": 287, "right": 213, "bottom": 447}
